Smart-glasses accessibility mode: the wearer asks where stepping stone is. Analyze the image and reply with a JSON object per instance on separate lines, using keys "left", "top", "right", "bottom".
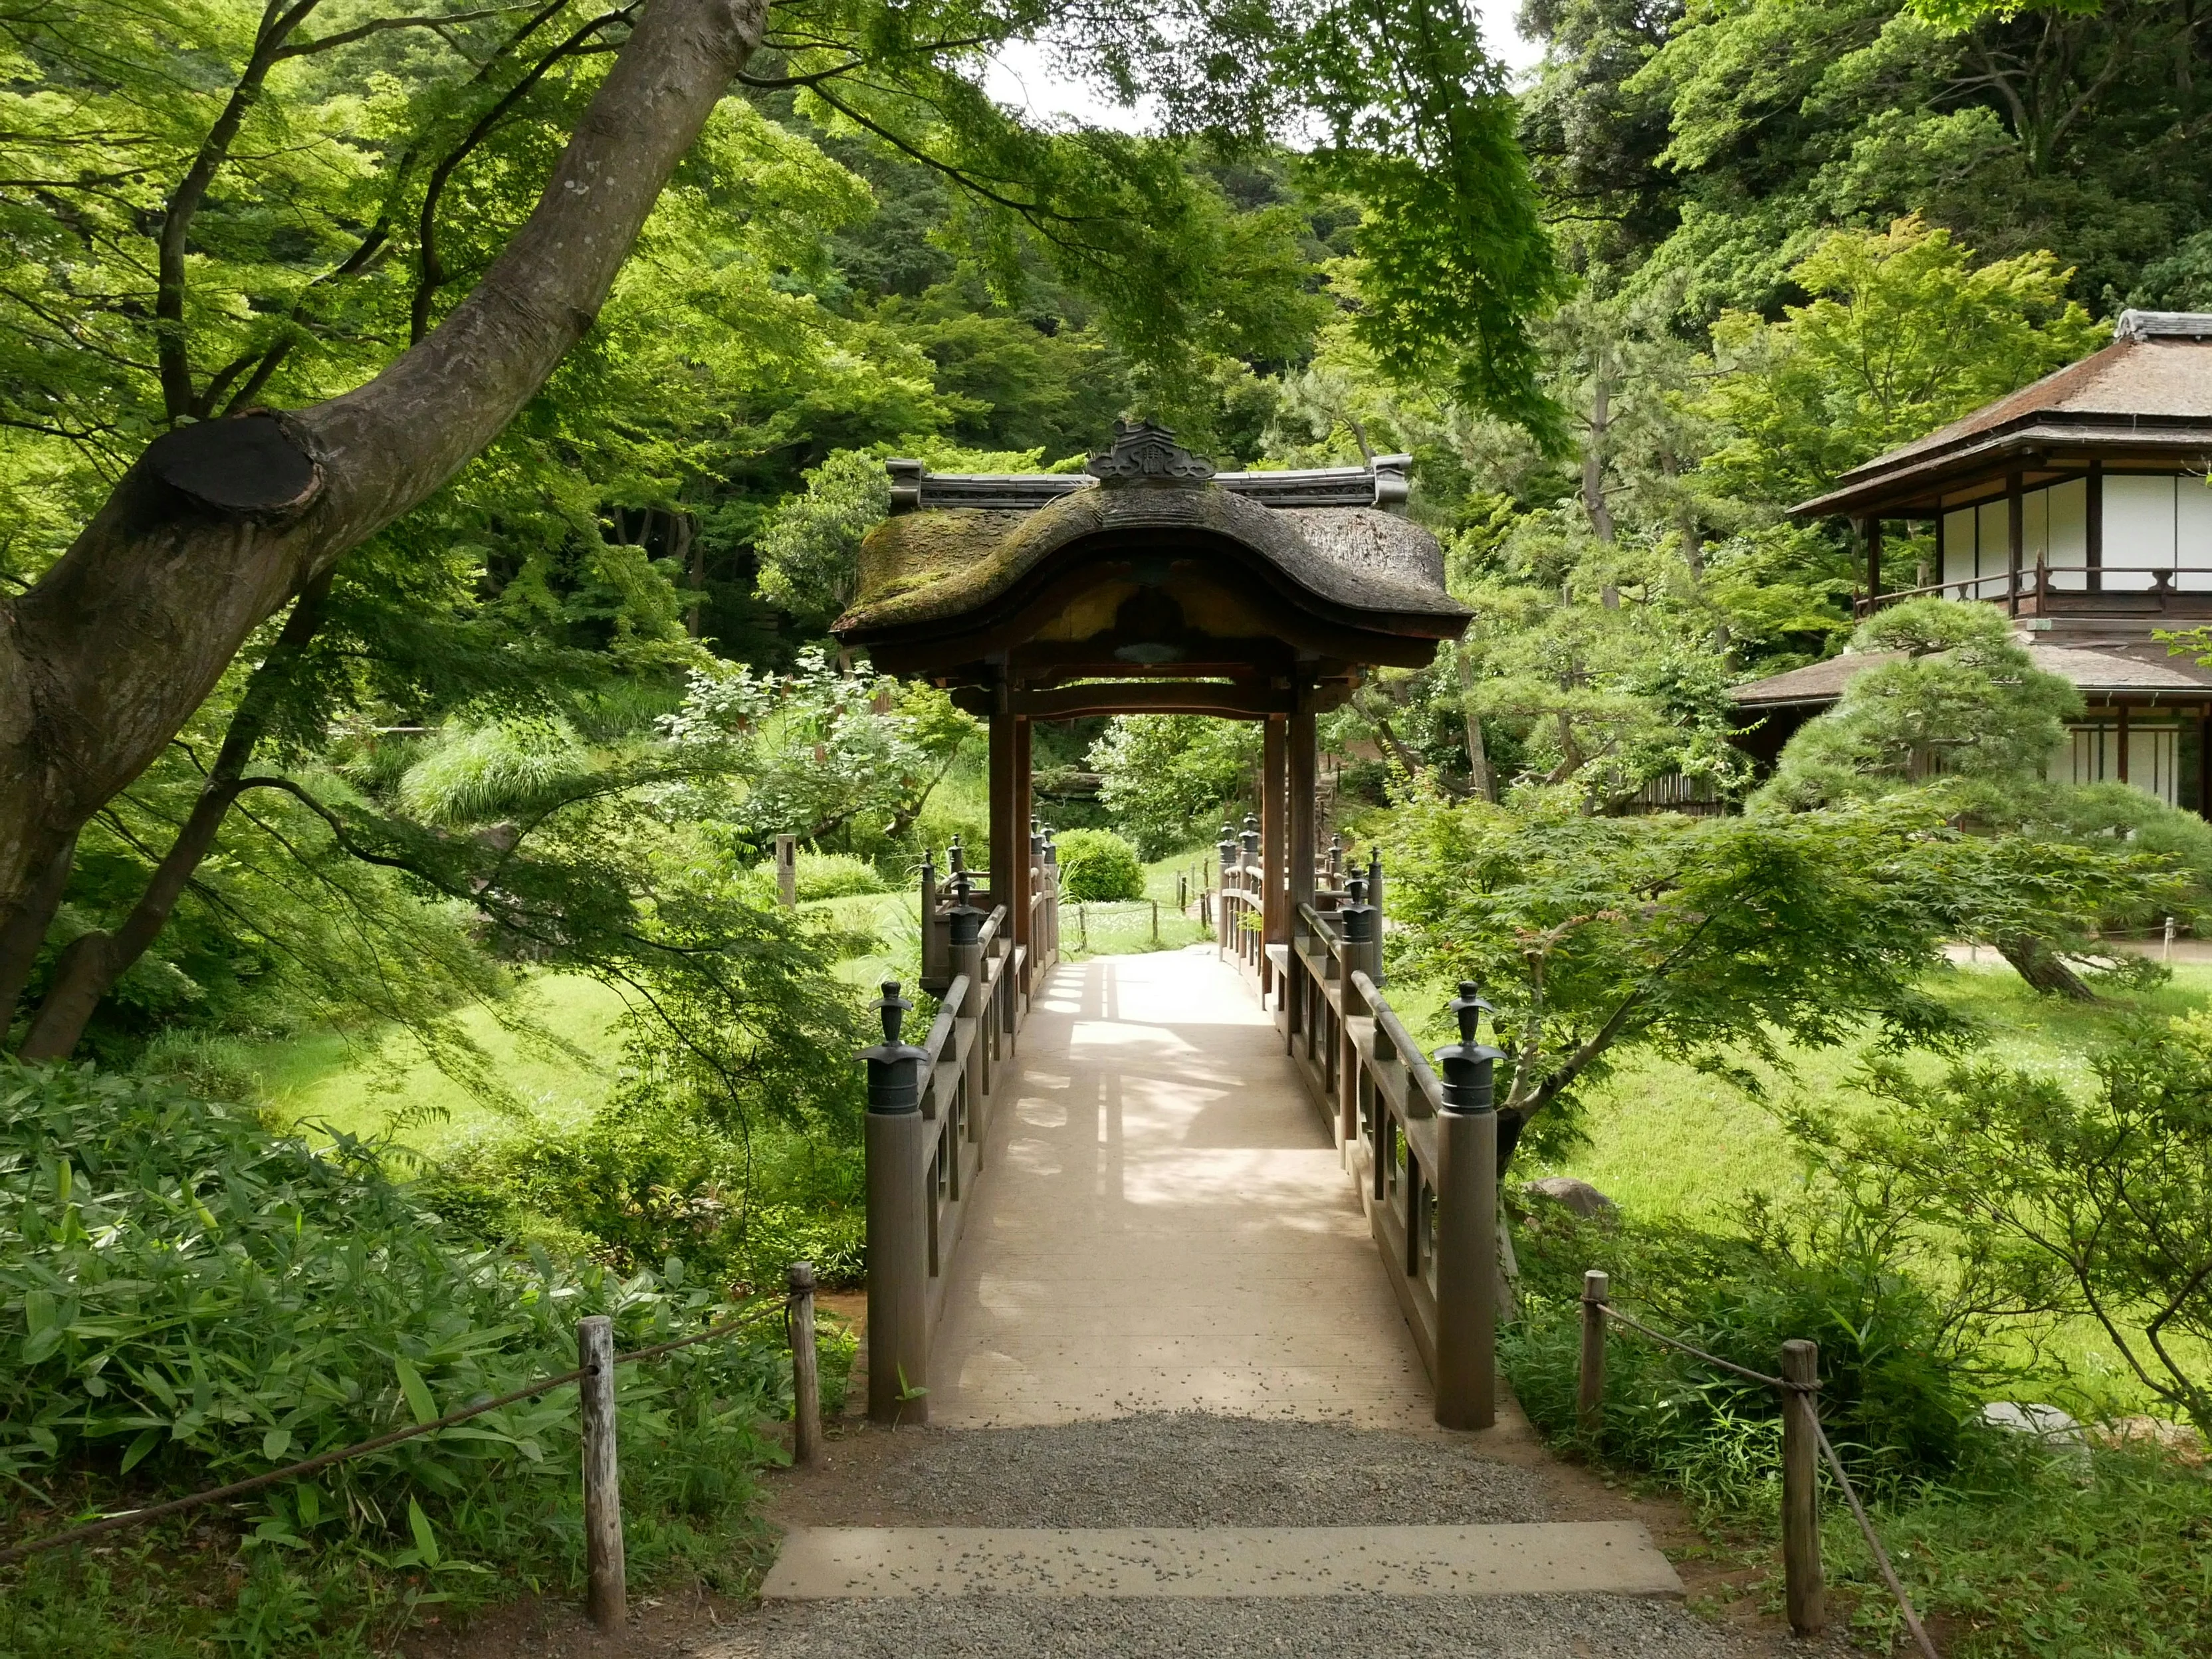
{"left": 761, "top": 1522, "right": 1683, "bottom": 1600}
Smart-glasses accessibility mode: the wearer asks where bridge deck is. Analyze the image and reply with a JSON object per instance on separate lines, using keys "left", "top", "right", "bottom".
{"left": 927, "top": 946, "right": 1432, "bottom": 1428}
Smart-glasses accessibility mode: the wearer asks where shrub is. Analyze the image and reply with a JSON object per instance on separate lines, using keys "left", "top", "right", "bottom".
{"left": 423, "top": 1103, "right": 869, "bottom": 1291}
{"left": 1087, "top": 715, "right": 1260, "bottom": 859}
{"left": 1507, "top": 1196, "right": 1991, "bottom": 1509}
{"left": 0, "top": 1061, "right": 810, "bottom": 1651}
{"left": 1054, "top": 828, "right": 1145, "bottom": 901}
{"left": 792, "top": 851, "right": 890, "bottom": 900}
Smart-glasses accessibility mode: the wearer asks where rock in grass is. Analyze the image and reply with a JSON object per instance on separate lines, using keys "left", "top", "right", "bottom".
{"left": 2089, "top": 1414, "right": 2208, "bottom": 1466}
{"left": 1980, "top": 1401, "right": 2089, "bottom": 1462}
{"left": 1523, "top": 1177, "right": 1616, "bottom": 1218}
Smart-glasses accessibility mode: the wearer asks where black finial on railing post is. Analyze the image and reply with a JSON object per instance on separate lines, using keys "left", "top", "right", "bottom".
{"left": 1341, "top": 875, "right": 1375, "bottom": 946}
{"left": 861, "top": 980, "right": 928, "bottom": 1114}
{"left": 1327, "top": 832, "right": 1343, "bottom": 884}
{"left": 1030, "top": 815, "right": 1044, "bottom": 855}
{"left": 1043, "top": 828, "right": 1057, "bottom": 866}
{"left": 1366, "top": 849, "right": 1384, "bottom": 921}
{"left": 1435, "top": 982, "right": 1503, "bottom": 1113}
{"left": 1218, "top": 823, "right": 1236, "bottom": 868}
{"left": 948, "top": 833, "right": 966, "bottom": 875}
{"left": 1240, "top": 813, "right": 1261, "bottom": 867}
{"left": 947, "top": 869, "right": 983, "bottom": 948}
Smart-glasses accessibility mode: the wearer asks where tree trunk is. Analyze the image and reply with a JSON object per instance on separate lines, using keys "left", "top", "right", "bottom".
{"left": 1581, "top": 373, "right": 1614, "bottom": 544}
{"left": 0, "top": 0, "right": 767, "bottom": 954}
{"left": 16, "top": 574, "right": 334, "bottom": 1059}
{"left": 0, "top": 831, "right": 76, "bottom": 1036}
{"left": 1452, "top": 645, "right": 1493, "bottom": 801}
{"left": 1995, "top": 936, "right": 2098, "bottom": 1001}
{"left": 678, "top": 510, "right": 703, "bottom": 639}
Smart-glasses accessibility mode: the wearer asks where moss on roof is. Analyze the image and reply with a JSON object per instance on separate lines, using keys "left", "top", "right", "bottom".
{"left": 839, "top": 482, "right": 1464, "bottom": 637}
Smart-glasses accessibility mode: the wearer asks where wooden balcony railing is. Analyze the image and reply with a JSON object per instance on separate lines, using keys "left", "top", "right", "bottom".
{"left": 1858, "top": 562, "right": 2212, "bottom": 617}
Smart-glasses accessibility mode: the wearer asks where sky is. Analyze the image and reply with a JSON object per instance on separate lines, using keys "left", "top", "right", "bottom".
{"left": 981, "top": 1, "right": 1543, "bottom": 131}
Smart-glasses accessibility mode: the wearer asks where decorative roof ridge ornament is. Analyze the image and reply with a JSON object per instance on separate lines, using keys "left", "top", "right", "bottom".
{"left": 1085, "top": 419, "right": 1216, "bottom": 487}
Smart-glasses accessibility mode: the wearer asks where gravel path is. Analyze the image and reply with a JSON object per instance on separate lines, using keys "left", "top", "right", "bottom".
{"left": 730, "top": 1594, "right": 1748, "bottom": 1658}
{"left": 865, "top": 1413, "right": 1550, "bottom": 1527}
{"left": 725, "top": 1413, "right": 1761, "bottom": 1658}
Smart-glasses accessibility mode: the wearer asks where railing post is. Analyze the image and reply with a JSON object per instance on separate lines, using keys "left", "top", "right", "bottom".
{"left": 1042, "top": 831, "right": 1058, "bottom": 965}
{"left": 919, "top": 849, "right": 946, "bottom": 992}
{"left": 948, "top": 874, "right": 987, "bottom": 1101}
{"left": 1337, "top": 877, "right": 1378, "bottom": 1145}
{"left": 1216, "top": 826, "right": 1236, "bottom": 958}
{"left": 862, "top": 981, "right": 931, "bottom": 1425}
{"left": 578, "top": 1313, "right": 625, "bottom": 1630}
{"left": 1578, "top": 1270, "right": 1608, "bottom": 1434}
{"left": 1781, "top": 1339, "right": 1825, "bottom": 1635}
{"left": 1432, "top": 981, "right": 1501, "bottom": 1431}
{"left": 788, "top": 1260, "right": 820, "bottom": 1466}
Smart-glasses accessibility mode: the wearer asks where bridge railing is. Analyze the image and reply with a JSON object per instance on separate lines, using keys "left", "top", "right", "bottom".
{"left": 859, "top": 842, "right": 1058, "bottom": 1424}
{"left": 1275, "top": 876, "right": 1500, "bottom": 1430}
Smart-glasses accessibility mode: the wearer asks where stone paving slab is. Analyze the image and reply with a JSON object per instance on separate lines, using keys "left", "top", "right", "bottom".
{"left": 930, "top": 948, "right": 1432, "bottom": 1428}
{"left": 761, "top": 1523, "right": 1684, "bottom": 1600}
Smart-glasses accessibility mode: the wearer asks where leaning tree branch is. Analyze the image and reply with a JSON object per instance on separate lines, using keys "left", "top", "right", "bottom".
{"left": 154, "top": 0, "right": 328, "bottom": 419}
{"left": 411, "top": 5, "right": 637, "bottom": 342}
{"left": 274, "top": 5, "right": 524, "bottom": 57}
{"left": 0, "top": 0, "right": 772, "bottom": 954}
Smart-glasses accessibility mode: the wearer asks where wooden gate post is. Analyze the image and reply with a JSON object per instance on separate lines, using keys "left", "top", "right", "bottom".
{"left": 1337, "top": 877, "right": 1380, "bottom": 1146}
{"left": 1432, "top": 981, "right": 1501, "bottom": 1430}
{"left": 1042, "top": 831, "right": 1058, "bottom": 964}
{"left": 788, "top": 1261, "right": 821, "bottom": 1466}
{"left": 1781, "top": 1339, "right": 1825, "bottom": 1635}
{"left": 774, "top": 834, "right": 798, "bottom": 908}
{"left": 862, "top": 982, "right": 931, "bottom": 1425}
{"left": 578, "top": 1314, "right": 625, "bottom": 1630}
{"left": 1578, "top": 1270, "right": 1608, "bottom": 1434}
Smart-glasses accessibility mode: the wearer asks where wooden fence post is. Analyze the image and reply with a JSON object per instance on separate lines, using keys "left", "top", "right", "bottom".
{"left": 788, "top": 1260, "right": 820, "bottom": 1466}
{"left": 1781, "top": 1339, "right": 1825, "bottom": 1636}
{"left": 1579, "top": 1270, "right": 1608, "bottom": 1434}
{"left": 862, "top": 982, "right": 931, "bottom": 1425}
{"left": 774, "top": 833, "right": 798, "bottom": 909}
{"left": 578, "top": 1314, "right": 625, "bottom": 1631}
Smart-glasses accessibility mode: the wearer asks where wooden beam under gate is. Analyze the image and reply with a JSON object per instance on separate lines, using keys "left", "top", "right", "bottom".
{"left": 975, "top": 681, "right": 1297, "bottom": 720}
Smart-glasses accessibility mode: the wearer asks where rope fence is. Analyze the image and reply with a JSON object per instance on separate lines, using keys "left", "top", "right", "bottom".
{"left": 1579, "top": 1269, "right": 1941, "bottom": 1659}
{"left": 0, "top": 1262, "right": 828, "bottom": 1633}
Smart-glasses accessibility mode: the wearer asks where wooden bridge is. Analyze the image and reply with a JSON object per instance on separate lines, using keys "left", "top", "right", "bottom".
{"left": 859, "top": 833, "right": 1501, "bottom": 1436}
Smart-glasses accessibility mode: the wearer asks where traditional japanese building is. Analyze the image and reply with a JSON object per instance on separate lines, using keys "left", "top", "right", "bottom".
{"left": 833, "top": 420, "right": 1468, "bottom": 995}
{"left": 1735, "top": 309, "right": 2212, "bottom": 810}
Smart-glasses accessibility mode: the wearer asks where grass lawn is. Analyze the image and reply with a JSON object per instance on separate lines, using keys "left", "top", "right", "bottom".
{"left": 256, "top": 972, "right": 629, "bottom": 1158}
{"left": 1533, "top": 959, "right": 2212, "bottom": 1221}
{"left": 253, "top": 891, "right": 927, "bottom": 1157}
